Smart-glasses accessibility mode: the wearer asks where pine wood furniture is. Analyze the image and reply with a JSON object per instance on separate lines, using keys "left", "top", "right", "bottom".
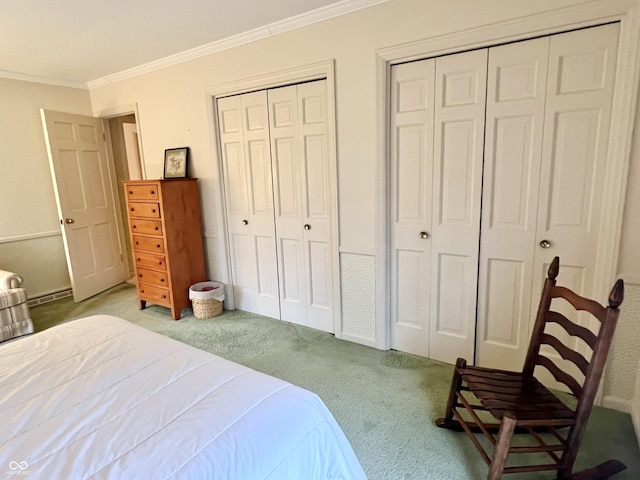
{"left": 124, "top": 179, "right": 206, "bottom": 320}
{"left": 435, "top": 256, "right": 626, "bottom": 479}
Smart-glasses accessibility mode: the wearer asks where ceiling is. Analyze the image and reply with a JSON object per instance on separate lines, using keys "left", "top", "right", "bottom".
{"left": 0, "top": 0, "right": 370, "bottom": 86}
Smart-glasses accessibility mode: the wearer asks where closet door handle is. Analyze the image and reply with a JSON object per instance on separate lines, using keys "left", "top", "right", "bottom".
{"left": 242, "top": 219, "right": 249, "bottom": 225}
{"left": 419, "top": 231, "right": 429, "bottom": 239}
{"left": 539, "top": 240, "right": 552, "bottom": 249}
{"left": 304, "top": 224, "right": 311, "bottom": 231}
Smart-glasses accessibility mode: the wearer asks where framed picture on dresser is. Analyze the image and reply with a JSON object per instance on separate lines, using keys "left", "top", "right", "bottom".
{"left": 163, "top": 147, "right": 188, "bottom": 178}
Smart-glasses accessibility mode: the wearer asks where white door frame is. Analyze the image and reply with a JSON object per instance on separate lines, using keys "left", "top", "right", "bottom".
{"left": 205, "top": 60, "right": 343, "bottom": 336}
{"left": 375, "top": 0, "right": 640, "bottom": 352}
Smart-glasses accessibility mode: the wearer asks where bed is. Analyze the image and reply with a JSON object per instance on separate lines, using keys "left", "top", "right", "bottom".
{"left": 0, "top": 315, "right": 367, "bottom": 479}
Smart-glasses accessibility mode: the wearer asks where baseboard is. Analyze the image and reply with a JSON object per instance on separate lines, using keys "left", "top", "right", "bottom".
{"left": 27, "top": 288, "right": 73, "bottom": 307}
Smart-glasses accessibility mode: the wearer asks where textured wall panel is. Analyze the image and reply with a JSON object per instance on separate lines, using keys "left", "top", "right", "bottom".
{"left": 340, "top": 253, "right": 376, "bottom": 341}
{"left": 604, "top": 283, "right": 640, "bottom": 403}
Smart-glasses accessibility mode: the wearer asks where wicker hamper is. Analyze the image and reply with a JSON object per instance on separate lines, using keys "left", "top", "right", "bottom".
{"left": 189, "top": 281, "right": 225, "bottom": 319}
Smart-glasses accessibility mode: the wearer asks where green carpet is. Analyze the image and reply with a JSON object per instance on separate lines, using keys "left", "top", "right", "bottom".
{"left": 29, "top": 283, "right": 640, "bottom": 479}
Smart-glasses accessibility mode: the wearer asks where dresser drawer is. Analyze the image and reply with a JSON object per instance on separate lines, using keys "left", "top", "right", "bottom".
{"left": 130, "top": 219, "right": 163, "bottom": 235}
{"left": 135, "top": 252, "right": 167, "bottom": 271}
{"left": 132, "top": 235, "right": 165, "bottom": 254}
{"left": 138, "top": 284, "right": 171, "bottom": 307}
{"left": 128, "top": 202, "right": 161, "bottom": 218}
{"left": 137, "top": 268, "right": 168, "bottom": 287}
{"left": 126, "top": 184, "right": 159, "bottom": 201}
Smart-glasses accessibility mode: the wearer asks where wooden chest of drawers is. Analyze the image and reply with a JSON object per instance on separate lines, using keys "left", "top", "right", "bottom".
{"left": 124, "top": 179, "right": 206, "bottom": 319}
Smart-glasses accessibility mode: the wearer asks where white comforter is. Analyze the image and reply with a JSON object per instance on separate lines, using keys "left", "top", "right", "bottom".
{"left": 0, "top": 315, "right": 367, "bottom": 479}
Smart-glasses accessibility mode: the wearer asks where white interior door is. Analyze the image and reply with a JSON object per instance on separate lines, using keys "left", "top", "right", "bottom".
{"left": 530, "top": 24, "right": 619, "bottom": 385}
{"left": 217, "top": 91, "right": 280, "bottom": 318}
{"left": 390, "top": 59, "right": 435, "bottom": 357}
{"left": 218, "top": 80, "right": 334, "bottom": 332}
{"left": 476, "top": 24, "right": 619, "bottom": 373}
{"left": 476, "top": 37, "right": 550, "bottom": 369}
{"left": 268, "top": 81, "right": 333, "bottom": 332}
{"left": 428, "top": 50, "right": 487, "bottom": 364}
{"left": 41, "top": 109, "right": 126, "bottom": 301}
{"left": 389, "top": 50, "right": 486, "bottom": 363}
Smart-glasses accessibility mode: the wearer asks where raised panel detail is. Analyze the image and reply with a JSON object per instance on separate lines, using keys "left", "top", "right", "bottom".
{"left": 304, "top": 135, "right": 328, "bottom": 219}
{"left": 73, "top": 227, "right": 95, "bottom": 278}
{"left": 490, "top": 116, "right": 534, "bottom": 228}
{"left": 221, "top": 110, "right": 240, "bottom": 134}
{"left": 231, "top": 233, "right": 251, "bottom": 288}
{"left": 442, "top": 70, "right": 479, "bottom": 107}
{"left": 82, "top": 151, "right": 107, "bottom": 210}
{"left": 256, "top": 235, "right": 277, "bottom": 296}
{"left": 397, "top": 125, "right": 425, "bottom": 222}
{"left": 309, "top": 241, "right": 330, "bottom": 307}
{"left": 397, "top": 78, "right": 427, "bottom": 113}
{"left": 558, "top": 51, "right": 607, "bottom": 94}
{"left": 281, "top": 238, "right": 302, "bottom": 301}
{"left": 94, "top": 222, "right": 117, "bottom": 270}
{"left": 246, "top": 105, "right": 265, "bottom": 130}
{"left": 547, "top": 109, "right": 599, "bottom": 230}
{"left": 273, "top": 102, "right": 294, "bottom": 128}
{"left": 60, "top": 150, "right": 85, "bottom": 212}
{"left": 78, "top": 124, "right": 98, "bottom": 143}
{"left": 52, "top": 120, "right": 75, "bottom": 141}
{"left": 274, "top": 137, "right": 299, "bottom": 217}
{"left": 303, "top": 96, "right": 324, "bottom": 124}
{"left": 496, "top": 61, "right": 539, "bottom": 102}
{"left": 483, "top": 259, "right": 525, "bottom": 347}
{"left": 224, "top": 143, "right": 246, "bottom": 216}
{"left": 435, "top": 254, "right": 470, "bottom": 337}
{"left": 396, "top": 249, "right": 422, "bottom": 327}
{"left": 248, "top": 140, "right": 271, "bottom": 216}
{"left": 439, "top": 120, "right": 476, "bottom": 225}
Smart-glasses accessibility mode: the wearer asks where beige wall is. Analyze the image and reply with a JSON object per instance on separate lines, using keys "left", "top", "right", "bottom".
{"left": 0, "top": 78, "right": 92, "bottom": 296}
{"left": 1, "top": 0, "right": 638, "bottom": 417}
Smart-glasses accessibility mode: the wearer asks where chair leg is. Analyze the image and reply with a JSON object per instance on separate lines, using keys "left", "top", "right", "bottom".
{"left": 487, "top": 413, "right": 517, "bottom": 480}
{"left": 435, "top": 357, "right": 466, "bottom": 429}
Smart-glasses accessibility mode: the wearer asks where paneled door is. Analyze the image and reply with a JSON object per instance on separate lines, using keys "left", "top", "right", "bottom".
{"left": 217, "top": 80, "right": 334, "bottom": 333}
{"left": 269, "top": 82, "right": 333, "bottom": 332}
{"left": 390, "top": 23, "right": 619, "bottom": 368}
{"left": 41, "top": 109, "right": 126, "bottom": 301}
{"left": 217, "top": 91, "right": 280, "bottom": 318}
{"left": 390, "top": 50, "right": 487, "bottom": 363}
{"left": 476, "top": 24, "right": 619, "bottom": 372}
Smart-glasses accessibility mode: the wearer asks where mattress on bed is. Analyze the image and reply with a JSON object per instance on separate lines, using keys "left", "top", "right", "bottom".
{"left": 0, "top": 315, "right": 367, "bottom": 480}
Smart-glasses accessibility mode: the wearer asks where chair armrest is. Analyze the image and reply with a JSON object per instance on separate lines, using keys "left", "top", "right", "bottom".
{"left": 0, "top": 270, "right": 23, "bottom": 290}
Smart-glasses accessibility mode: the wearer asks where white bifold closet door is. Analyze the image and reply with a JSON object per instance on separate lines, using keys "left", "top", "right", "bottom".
{"left": 390, "top": 23, "right": 619, "bottom": 368}
{"left": 390, "top": 50, "right": 487, "bottom": 362}
{"left": 217, "top": 80, "right": 334, "bottom": 333}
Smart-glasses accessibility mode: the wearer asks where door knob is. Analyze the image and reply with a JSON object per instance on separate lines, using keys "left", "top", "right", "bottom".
{"left": 539, "top": 239, "right": 552, "bottom": 249}
{"left": 419, "top": 231, "right": 429, "bottom": 239}
{"left": 304, "top": 224, "right": 311, "bottom": 230}
{"left": 65, "top": 218, "right": 75, "bottom": 224}
{"left": 242, "top": 219, "right": 248, "bottom": 225}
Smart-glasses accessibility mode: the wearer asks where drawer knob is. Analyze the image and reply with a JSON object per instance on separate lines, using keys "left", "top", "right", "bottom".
{"left": 128, "top": 191, "right": 133, "bottom": 194}
{"left": 161, "top": 295, "right": 166, "bottom": 299}
{"left": 154, "top": 227, "right": 159, "bottom": 230}
{"left": 137, "top": 258, "right": 141, "bottom": 261}
{"left": 133, "top": 225, "right": 137, "bottom": 229}
{"left": 161, "top": 279, "right": 165, "bottom": 282}
{"left": 156, "top": 244, "right": 161, "bottom": 248}
{"left": 152, "top": 209, "right": 156, "bottom": 213}
{"left": 150, "top": 190, "right": 155, "bottom": 194}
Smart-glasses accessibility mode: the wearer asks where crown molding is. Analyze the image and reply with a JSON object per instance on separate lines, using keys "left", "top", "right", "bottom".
{"left": 87, "top": 0, "right": 388, "bottom": 89}
{"left": 0, "top": 69, "right": 87, "bottom": 89}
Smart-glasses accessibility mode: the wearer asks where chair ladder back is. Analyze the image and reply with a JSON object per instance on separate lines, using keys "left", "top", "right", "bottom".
{"left": 559, "top": 278, "right": 624, "bottom": 476}
{"left": 522, "top": 257, "right": 559, "bottom": 379}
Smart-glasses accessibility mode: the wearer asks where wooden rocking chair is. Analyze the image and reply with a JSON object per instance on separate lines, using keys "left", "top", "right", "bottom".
{"left": 435, "top": 257, "right": 625, "bottom": 479}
